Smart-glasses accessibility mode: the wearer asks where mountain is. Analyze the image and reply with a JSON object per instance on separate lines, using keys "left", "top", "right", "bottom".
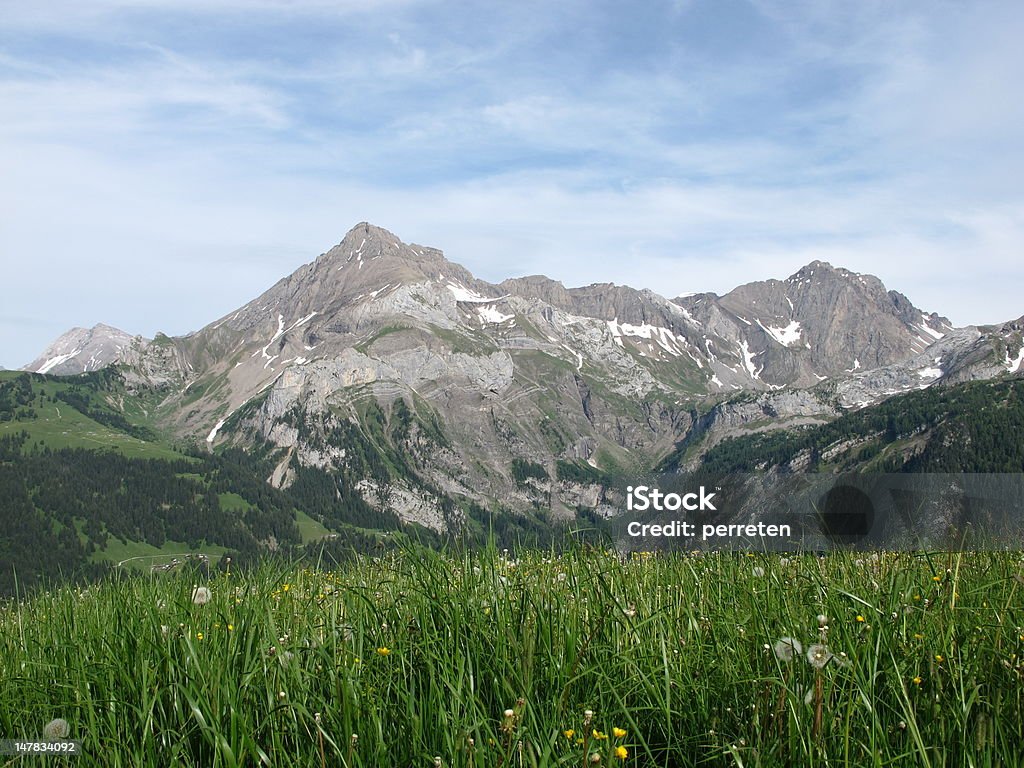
{"left": 23, "top": 323, "right": 144, "bottom": 376}
{"left": 18, "top": 223, "right": 1024, "bottom": 534}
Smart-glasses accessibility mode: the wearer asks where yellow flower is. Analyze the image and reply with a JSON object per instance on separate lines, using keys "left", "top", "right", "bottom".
{"left": 913, "top": 594, "right": 921, "bottom": 601}
{"left": 196, "top": 632, "right": 204, "bottom": 640}
{"left": 912, "top": 676, "right": 922, "bottom": 685}
{"left": 856, "top": 615, "right": 865, "bottom": 622}
{"left": 932, "top": 576, "right": 941, "bottom": 582}
{"left": 593, "top": 729, "right": 608, "bottom": 740}
{"left": 283, "top": 583, "right": 291, "bottom": 592}
{"left": 913, "top": 633, "right": 923, "bottom": 640}
{"left": 227, "top": 624, "right": 234, "bottom": 632}
{"left": 613, "top": 727, "right": 627, "bottom": 738}
{"left": 376, "top": 646, "right": 391, "bottom": 656}
{"left": 935, "top": 654, "right": 944, "bottom": 663}
{"left": 563, "top": 730, "right": 575, "bottom": 740}
{"left": 615, "top": 745, "right": 628, "bottom": 760}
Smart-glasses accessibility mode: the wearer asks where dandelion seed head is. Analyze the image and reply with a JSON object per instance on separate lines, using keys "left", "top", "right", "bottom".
{"left": 773, "top": 637, "right": 803, "bottom": 662}
{"left": 191, "top": 586, "right": 211, "bottom": 605}
{"left": 806, "top": 643, "right": 833, "bottom": 669}
{"left": 43, "top": 718, "right": 69, "bottom": 740}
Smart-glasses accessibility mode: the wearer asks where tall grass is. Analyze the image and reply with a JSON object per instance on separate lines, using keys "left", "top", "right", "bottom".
{"left": 2, "top": 546, "right": 1023, "bottom": 766}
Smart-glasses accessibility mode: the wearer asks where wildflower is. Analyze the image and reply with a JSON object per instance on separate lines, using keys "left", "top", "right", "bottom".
{"left": 227, "top": 624, "right": 234, "bottom": 632}
{"left": 191, "top": 586, "right": 211, "bottom": 605}
{"left": 196, "top": 632, "right": 204, "bottom": 641}
{"left": 593, "top": 729, "right": 608, "bottom": 740}
{"left": 563, "top": 729, "right": 575, "bottom": 740}
{"left": 589, "top": 753, "right": 601, "bottom": 764}
{"left": 856, "top": 615, "right": 865, "bottom": 623}
{"left": 612, "top": 727, "right": 627, "bottom": 738}
{"left": 43, "top": 718, "right": 69, "bottom": 740}
{"left": 376, "top": 647, "right": 391, "bottom": 656}
{"left": 278, "top": 691, "right": 287, "bottom": 700}
{"left": 806, "top": 643, "right": 834, "bottom": 669}
{"left": 283, "top": 583, "right": 291, "bottom": 592}
{"left": 935, "top": 654, "right": 944, "bottom": 663}
{"left": 624, "top": 604, "right": 637, "bottom": 618}
{"left": 773, "top": 637, "right": 803, "bottom": 662}
{"left": 752, "top": 566, "right": 765, "bottom": 578}
{"left": 817, "top": 614, "right": 827, "bottom": 627}
{"left": 932, "top": 575, "right": 941, "bottom": 582}
{"left": 615, "top": 745, "right": 628, "bottom": 760}
{"left": 914, "top": 633, "right": 923, "bottom": 640}
{"left": 584, "top": 709, "right": 594, "bottom": 725}
{"left": 912, "top": 676, "right": 922, "bottom": 685}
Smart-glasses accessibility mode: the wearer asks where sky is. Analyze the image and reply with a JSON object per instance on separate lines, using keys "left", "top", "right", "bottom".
{"left": 1, "top": 0, "right": 1022, "bottom": 368}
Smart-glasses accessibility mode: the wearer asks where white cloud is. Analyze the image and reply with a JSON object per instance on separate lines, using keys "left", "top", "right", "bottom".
{"left": 1, "top": 0, "right": 1022, "bottom": 367}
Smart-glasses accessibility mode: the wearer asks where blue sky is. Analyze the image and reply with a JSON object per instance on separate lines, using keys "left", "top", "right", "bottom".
{"left": 1, "top": 0, "right": 1022, "bottom": 367}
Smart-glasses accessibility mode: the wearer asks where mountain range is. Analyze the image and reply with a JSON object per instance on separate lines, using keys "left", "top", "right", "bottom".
{"left": 16, "top": 222, "right": 1024, "bottom": 534}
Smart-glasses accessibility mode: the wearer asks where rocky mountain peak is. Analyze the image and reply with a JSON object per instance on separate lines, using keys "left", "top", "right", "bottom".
{"left": 23, "top": 323, "right": 141, "bottom": 375}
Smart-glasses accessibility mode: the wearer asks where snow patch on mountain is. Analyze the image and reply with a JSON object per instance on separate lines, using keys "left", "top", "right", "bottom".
{"left": 478, "top": 305, "right": 514, "bottom": 324}
{"left": 36, "top": 350, "right": 82, "bottom": 374}
{"left": 447, "top": 282, "right": 501, "bottom": 303}
{"left": 739, "top": 340, "right": 760, "bottom": 379}
{"left": 1007, "top": 345, "right": 1024, "bottom": 373}
{"left": 760, "top": 320, "right": 802, "bottom": 347}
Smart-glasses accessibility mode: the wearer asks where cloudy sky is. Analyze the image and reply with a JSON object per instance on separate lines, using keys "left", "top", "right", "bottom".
{"left": 1, "top": 0, "right": 1022, "bottom": 368}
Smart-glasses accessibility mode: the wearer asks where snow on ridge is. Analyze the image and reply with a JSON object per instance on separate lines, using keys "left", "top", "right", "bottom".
{"left": 286, "top": 311, "right": 318, "bottom": 332}
{"left": 666, "top": 301, "right": 699, "bottom": 325}
{"left": 920, "top": 315, "right": 945, "bottom": 340}
{"left": 36, "top": 349, "right": 82, "bottom": 374}
{"left": 916, "top": 366, "right": 942, "bottom": 379}
{"left": 1007, "top": 345, "right": 1024, "bottom": 373}
{"left": 758, "top": 319, "right": 802, "bottom": 347}
{"left": 206, "top": 418, "right": 227, "bottom": 444}
{"left": 606, "top": 319, "right": 683, "bottom": 357}
{"left": 447, "top": 281, "right": 504, "bottom": 303}
{"left": 738, "top": 340, "right": 761, "bottom": 379}
{"left": 478, "top": 305, "right": 514, "bottom": 324}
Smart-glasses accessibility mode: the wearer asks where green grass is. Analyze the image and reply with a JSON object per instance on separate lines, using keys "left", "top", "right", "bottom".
{"left": 295, "top": 510, "right": 332, "bottom": 544}
{"left": 2, "top": 547, "right": 1024, "bottom": 766}
{"left": 90, "top": 538, "right": 229, "bottom": 568}
{"left": 0, "top": 374, "right": 182, "bottom": 460}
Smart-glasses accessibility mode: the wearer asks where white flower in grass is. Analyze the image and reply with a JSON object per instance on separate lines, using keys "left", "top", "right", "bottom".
{"left": 806, "top": 643, "right": 834, "bottom": 669}
{"left": 191, "top": 586, "right": 211, "bottom": 605}
{"left": 773, "top": 637, "right": 803, "bottom": 662}
{"left": 752, "top": 566, "right": 765, "bottom": 578}
{"left": 43, "top": 718, "right": 69, "bottom": 740}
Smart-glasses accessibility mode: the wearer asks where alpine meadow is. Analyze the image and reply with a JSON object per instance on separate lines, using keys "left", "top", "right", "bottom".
{"left": 3, "top": 1, "right": 1024, "bottom": 766}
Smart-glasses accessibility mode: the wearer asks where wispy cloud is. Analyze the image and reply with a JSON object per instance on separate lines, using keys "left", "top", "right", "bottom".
{"left": 1, "top": 0, "right": 1022, "bottom": 366}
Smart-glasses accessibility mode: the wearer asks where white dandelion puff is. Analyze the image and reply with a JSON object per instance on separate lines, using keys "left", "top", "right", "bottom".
{"left": 773, "top": 637, "right": 803, "bottom": 662}
{"left": 191, "top": 586, "right": 211, "bottom": 605}
{"left": 752, "top": 566, "right": 765, "bottom": 578}
{"left": 43, "top": 718, "right": 69, "bottom": 740}
{"left": 806, "top": 643, "right": 834, "bottom": 669}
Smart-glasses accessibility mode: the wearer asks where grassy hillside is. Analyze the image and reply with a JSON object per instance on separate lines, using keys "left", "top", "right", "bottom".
{"left": 0, "top": 370, "right": 180, "bottom": 459}
{"left": 1, "top": 547, "right": 1022, "bottom": 766}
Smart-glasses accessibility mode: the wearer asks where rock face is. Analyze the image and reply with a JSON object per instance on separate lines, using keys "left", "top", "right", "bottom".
{"left": 23, "top": 323, "right": 144, "bottom": 376}
{"left": 21, "top": 223, "right": 1023, "bottom": 529}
